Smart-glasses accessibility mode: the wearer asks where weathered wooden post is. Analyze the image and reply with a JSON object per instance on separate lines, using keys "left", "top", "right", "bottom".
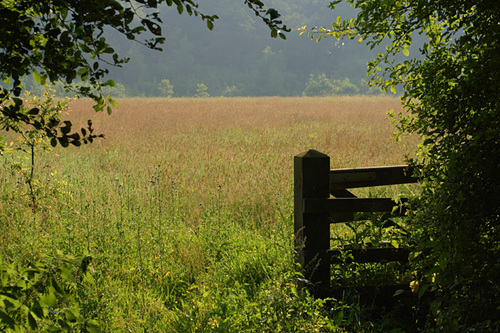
{"left": 294, "top": 149, "right": 331, "bottom": 298}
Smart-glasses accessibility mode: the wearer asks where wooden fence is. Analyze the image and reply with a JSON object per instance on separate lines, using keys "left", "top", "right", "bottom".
{"left": 294, "top": 149, "right": 418, "bottom": 298}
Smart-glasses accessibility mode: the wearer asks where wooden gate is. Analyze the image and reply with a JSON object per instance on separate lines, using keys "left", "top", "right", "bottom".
{"left": 294, "top": 149, "right": 418, "bottom": 299}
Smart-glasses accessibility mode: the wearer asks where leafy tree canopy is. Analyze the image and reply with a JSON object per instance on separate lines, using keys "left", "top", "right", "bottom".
{"left": 305, "top": 0, "right": 500, "bottom": 329}
{"left": 0, "top": 0, "right": 288, "bottom": 148}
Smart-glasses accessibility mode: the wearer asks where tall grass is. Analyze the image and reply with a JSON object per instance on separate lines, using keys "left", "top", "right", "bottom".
{"left": 1, "top": 96, "right": 418, "bottom": 331}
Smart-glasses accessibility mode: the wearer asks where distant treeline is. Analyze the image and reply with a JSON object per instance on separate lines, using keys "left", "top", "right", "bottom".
{"left": 24, "top": 1, "right": 394, "bottom": 98}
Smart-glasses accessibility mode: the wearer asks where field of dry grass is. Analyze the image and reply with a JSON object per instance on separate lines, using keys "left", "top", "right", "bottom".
{"left": 64, "top": 96, "right": 418, "bottom": 220}
{"left": 68, "top": 96, "right": 414, "bottom": 166}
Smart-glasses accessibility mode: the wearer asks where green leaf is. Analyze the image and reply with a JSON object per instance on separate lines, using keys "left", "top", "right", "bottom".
{"left": 28, "top": 311, "right": 38, "bottom": 331}
{"left": 77, "top": 67, "right": 89, "bottom": 81}
{"left": 58, "top": 318, "right": 71, "bottom": 330}
{"left": 33, "top": 70, "right": 46, "bottom": 85}
{"left": 83, "top": 271, "right": 95, "bottom": 285}
{"left": 393, "top": 289, "right": 406, "bottom": 297}
{"left": 60, "top": 266, "right": 75, "bottom": 283}
{"left": 103, "top": 79, "right": 116, "bottom": 87}
{"left": 418, "top": 283, "right": 430, "bottom": 299}
{"left": 0, "top": 310, "right": 15, "bottom": 329}
{"left": 85, "top": 320, "right": 101, "bottom": 333}
{"left": 207, "top": 20, "right": 214, "bottom": 30}
{"left": 1, "top": 296, "right": 23, "bottom": 310}
{"left": 64, "top": 309, "right": 78, "bottom": 322}
{"left": 175, "top": 0, "right": 184, "bottom": 15}
{"left": 108, "top": 98, "right": 119, "bottom": 108}
{"left": 402, "top": 47, "right": 410, "bottom": 56}
{"left": 40, "top": 291, "right": 57, "bottom": 308}
{"left": 143, "top": 19, "right": 161, "bottom": 35}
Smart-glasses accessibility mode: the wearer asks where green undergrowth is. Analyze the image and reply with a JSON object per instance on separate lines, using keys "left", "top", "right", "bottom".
{"left": 0, "top": 151, "right": 353, "bottom": 332}
{"left": 0, "top": 148, "right": 421, "bottom": 332}
{"left": 0, "top": 159, "right": 420, "bottom": 331}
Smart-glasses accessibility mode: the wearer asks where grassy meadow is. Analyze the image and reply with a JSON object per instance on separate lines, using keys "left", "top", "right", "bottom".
{"left": 1, "top": 96, "right": 419, "bottom": 331}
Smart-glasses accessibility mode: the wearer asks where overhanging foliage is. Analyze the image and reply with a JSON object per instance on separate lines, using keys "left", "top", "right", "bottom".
{"left": 0, "top": 0, "right": 289, "bottom": 148}
{"left": 306, "top": 0, "right": 500, "bottom": 329}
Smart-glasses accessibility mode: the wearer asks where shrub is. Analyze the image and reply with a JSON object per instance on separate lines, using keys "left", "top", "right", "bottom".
{"left": 222, "top": 85, "right": 243, "bottom": 97}
{"left": 102, "top": 82, "right": 127, "bottom": 98}
{"left": 158, "top": 79, "right": 174, "bottom": 97}
{"left": 303, "top": 74, "right": 360, "bottom": 96}
{"left": 194, "top": 83, "right": 210, "bottom": 98}
{"left": 332, "top": 77, "right": 360, "bottom": 95}
{"left": 303, "top": 74, "right": 340, "bottom": 96}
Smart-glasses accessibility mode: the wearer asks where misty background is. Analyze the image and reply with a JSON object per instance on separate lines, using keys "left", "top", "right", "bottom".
{"left": 26, "top": 1, "right": 393, "bottom": 97}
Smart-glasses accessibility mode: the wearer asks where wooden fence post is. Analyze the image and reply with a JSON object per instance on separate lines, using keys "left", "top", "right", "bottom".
{"left": 294, "top": 149, "right": 331, "bottom": 298}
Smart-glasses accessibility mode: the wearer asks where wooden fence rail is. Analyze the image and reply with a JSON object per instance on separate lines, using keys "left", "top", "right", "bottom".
{"left": 294, "top": 149, "right": 418, "bottom": 298}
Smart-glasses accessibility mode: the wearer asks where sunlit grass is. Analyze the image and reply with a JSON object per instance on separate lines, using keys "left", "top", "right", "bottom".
{"left": 1, "top": 96, "right": 419, "bottom": 331}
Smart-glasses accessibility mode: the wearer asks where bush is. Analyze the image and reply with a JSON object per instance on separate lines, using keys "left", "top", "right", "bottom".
{"left": 158, "top": 79, "right": 174, "bottom": 97}
{"left": 222, "top": 85, "right": 243, "bottom": 97}
{"left": 303, "top": 74, "right": 360, "bottom": 96}
{"left": 102, "top": 82, "right": 127, "bottom": 98}
{"left": 303, "top": 74, "right": 340, "bottom": 96}
{"left": 332, "top": 77, "right": 360, "bottom": 95}
{"left": 194, "top": 83, "right": 210, "bottom": 98}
